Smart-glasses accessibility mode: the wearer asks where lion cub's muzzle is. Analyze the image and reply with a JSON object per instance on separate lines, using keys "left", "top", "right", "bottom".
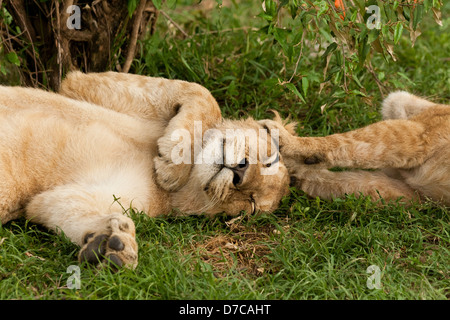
{"left": 227, "top": 158, "right": 249, "bottom": 186}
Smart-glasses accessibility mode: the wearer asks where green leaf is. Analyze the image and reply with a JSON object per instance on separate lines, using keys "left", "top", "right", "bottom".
{"left": 394, "top": 23, "right": 403, "bottom": 44}
{"left": 349, "top": 90, "right": 367, "bottom": 97}
{"left": 397, "top": 72, "right": 414, "bottom": 85}
{"left": 413, "top": 4, "right": 424, "bottom": 30}
{"left": 152, "top": 0, "right": 162, "bottom": 10}
{"left": 384, "top": 4, "right": 397, "bottom": 23}
{"left": 301, "top": 77, "right": 309, "bottom": 97}
{"left": 127, "top": 0, "right": 138, "bottom": 17}
{"left": 432, "top": 0, "right": 441, "bottom": 10}
{"left": 381, "top": 24, "right": 389, "bottom": 37}
{"left": 6, "top": 52, "right": 20, "bottom": 66}
{"left": 1, "top": 7, "right": 13, "bottom": 25}
{"left": 393, "top": 0, "right": 399, "bottom": 11}
{"left": 257, "top": 12, "right": 275, "bottom": 22}
{"left": 368, "top": 29, "right": 380, "bottom": 44}
{"left": 166, "top": 0, "right": 177, "bottom": 9}
{"left": 284, "top": 83, "right": 306, "bottom": 103}
{"left": 273, "top": 28, "right": 290, "bottom": 54}
{"left": 180, "top": 55, "right": 200, "bottom": 82}
{"left": 321, "top": 42, "right": 338, "bottom": 60}
{"left": 358, "top": 37, "right": 370, "bottom": 65}
{"left": 352, "top": 74, "right": 364, "bottom": 88}
{"left": 314, "top": 1, "right": 329, "bottom": 18}
{"left": 264, "top": 0, "right": 277, "bottom": 16}
{"left": 325, "top": 65, "right": 341, "bottom": 81}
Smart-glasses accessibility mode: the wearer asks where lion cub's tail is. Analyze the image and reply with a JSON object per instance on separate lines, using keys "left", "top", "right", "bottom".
{"left": 381, "top": 91, "right": 437, "bottom": 120}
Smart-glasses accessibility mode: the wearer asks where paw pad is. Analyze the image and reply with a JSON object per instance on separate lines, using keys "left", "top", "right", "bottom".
{"left": 78, "top": 216, "right": 138, "bottom": 270}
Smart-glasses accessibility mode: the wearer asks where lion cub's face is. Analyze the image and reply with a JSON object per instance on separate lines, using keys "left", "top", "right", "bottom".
{"left": 171, "top": 118, "right": 290, "bottom": 216}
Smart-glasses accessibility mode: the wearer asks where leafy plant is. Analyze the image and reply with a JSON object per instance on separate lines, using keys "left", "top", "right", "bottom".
{"left": 254, "top": 0, "right": 444, "bottom": 98}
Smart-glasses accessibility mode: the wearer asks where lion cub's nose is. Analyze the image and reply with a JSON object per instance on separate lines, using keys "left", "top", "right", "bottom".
{"left": 229, "top": 158, "right": 249, "bottom": 186}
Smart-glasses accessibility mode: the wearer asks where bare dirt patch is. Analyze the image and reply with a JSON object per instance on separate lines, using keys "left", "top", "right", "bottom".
{"left": 189, "top": 216, "right": 281, "bottom": 278}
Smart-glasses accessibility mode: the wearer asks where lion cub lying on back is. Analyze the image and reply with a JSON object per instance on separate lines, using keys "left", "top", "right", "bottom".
{"left": 262, "top": 92, "right": 450, "bottom": 205}
{"left": 0, "top": 72, "right": 290, "bottom": 269}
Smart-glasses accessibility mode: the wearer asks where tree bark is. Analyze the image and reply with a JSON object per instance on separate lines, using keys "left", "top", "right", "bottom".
{"left": 1, "top": 0, "right": 158, "bottom": 90}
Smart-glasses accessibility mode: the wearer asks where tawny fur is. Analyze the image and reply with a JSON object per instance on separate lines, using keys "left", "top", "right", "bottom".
{"left": 0, "top": 72, "right": 290, "bottom": 269}
{"left": 261, "top": 92, "right": 450, "bottom": 205}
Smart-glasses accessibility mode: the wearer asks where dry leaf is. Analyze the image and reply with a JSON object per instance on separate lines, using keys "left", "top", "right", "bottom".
{"left": 25, "top": 251, "right": 45, "bottom": 261}
{"left": 432, "top": 8, "right": 443, "bottom": 26}
{"left": 224, "top": 242, "right": 239, "bottom": 250}
{"left": 409, "top": 28, "right": 421, "bottom": 47}
{"left": 385, "top": 43, "right": 397, "bottom": 61}
{"left": 225, "top": 216, "right": 243, "bottom": 227}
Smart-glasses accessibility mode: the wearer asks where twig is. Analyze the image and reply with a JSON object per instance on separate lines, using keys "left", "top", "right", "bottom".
{"left": 122, "top": 0, "right": 147, "bottom": 73}
{"left": 187, "top": 26, "right": 258, "bottom": 38}
{"left": 347, "top": 0, "right": 364, "bottom": 23}
{"left": 55, "top": 1, "right": 62, "bottom": 88}
{"left": 159, "top": 9, "right": 189, "bottom": 38}
{"left": 9, "top": 0, "right": 40, "bottom": 86}
{"left": 277, "top": 31, "right": 306, "bottom": 86}
{"left": 288, "top": 31, "right": 306, "bottom": 83}
{"left": 342, "top": 45, "right": 347, "bottom": 92}
{"left": 367, "top": 61, "right": 386, "bottom": 98}
{"left": 101, "top": 0, "right": 112, "bottom": 14}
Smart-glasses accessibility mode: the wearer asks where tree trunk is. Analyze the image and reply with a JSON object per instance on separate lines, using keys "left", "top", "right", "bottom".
{"left": 1, "top": 0, "right": 158, "bottom": 90}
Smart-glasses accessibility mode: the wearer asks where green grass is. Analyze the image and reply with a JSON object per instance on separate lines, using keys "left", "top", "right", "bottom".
{"left": 0, "top": 1, "right": 449, "bottom": 300}
{"left": 1, "top": 197, "right": 448, "bottom": 299}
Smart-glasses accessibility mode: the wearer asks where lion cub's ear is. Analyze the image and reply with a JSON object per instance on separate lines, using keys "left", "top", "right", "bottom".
{"left": 270, "top": 110, "right": 298, "bottom": 136}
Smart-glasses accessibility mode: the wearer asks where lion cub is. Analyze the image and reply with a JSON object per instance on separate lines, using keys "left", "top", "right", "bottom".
{"left": 261, "top": 92, "right": 450, "bottom": 205}
{"left": 0, "top": 72, "right": 290, "bottom": 269}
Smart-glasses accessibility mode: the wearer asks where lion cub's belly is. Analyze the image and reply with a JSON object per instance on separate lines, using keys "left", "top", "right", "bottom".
{"left": 0, "top": 109, "right": 157, "bottom": 215}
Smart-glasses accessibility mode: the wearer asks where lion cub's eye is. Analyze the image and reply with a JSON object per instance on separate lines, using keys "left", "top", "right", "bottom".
{"left": 263, "top": 153, "right": 279, "bottom": 168}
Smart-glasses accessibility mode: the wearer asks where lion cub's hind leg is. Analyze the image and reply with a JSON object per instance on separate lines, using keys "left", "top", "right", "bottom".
{"left": 292, "top": 168, "right": 419, "bottom": 204}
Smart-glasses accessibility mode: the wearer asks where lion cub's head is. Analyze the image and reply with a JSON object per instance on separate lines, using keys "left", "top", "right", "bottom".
{"left": 170, "top": 115, "right": 293, "bottom": 216}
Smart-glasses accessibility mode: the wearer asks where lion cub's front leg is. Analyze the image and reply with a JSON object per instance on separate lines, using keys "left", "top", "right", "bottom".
{"left": 261, "top": 118, "right": 429, "bottom": 170}
{"left": 60, "top": 71, "right": 223, "bottom": 191}
{"left": 153, "top": 98, "right": 221, "bottom": 191}
{"left": 78, "top": 214, "right": 138, "bottom": 270}
{"left": 26, "top": 184, "right": 139, "bottom": 269}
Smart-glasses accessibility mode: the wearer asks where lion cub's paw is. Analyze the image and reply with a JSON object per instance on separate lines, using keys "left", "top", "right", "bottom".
{"left": 258, "top": 119, "right": 295, "bottom": 145}
{"left": 78, "top": 214, "right": 138, "bottom": 270}
{"left": 259, "top": 119, "right": 326, "bottom": 166}
{"left": 153, "top": 156, "right": 191, "bottom": 191}
{"left": 258, "top": 119, "right": 298, "bottom": 155}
